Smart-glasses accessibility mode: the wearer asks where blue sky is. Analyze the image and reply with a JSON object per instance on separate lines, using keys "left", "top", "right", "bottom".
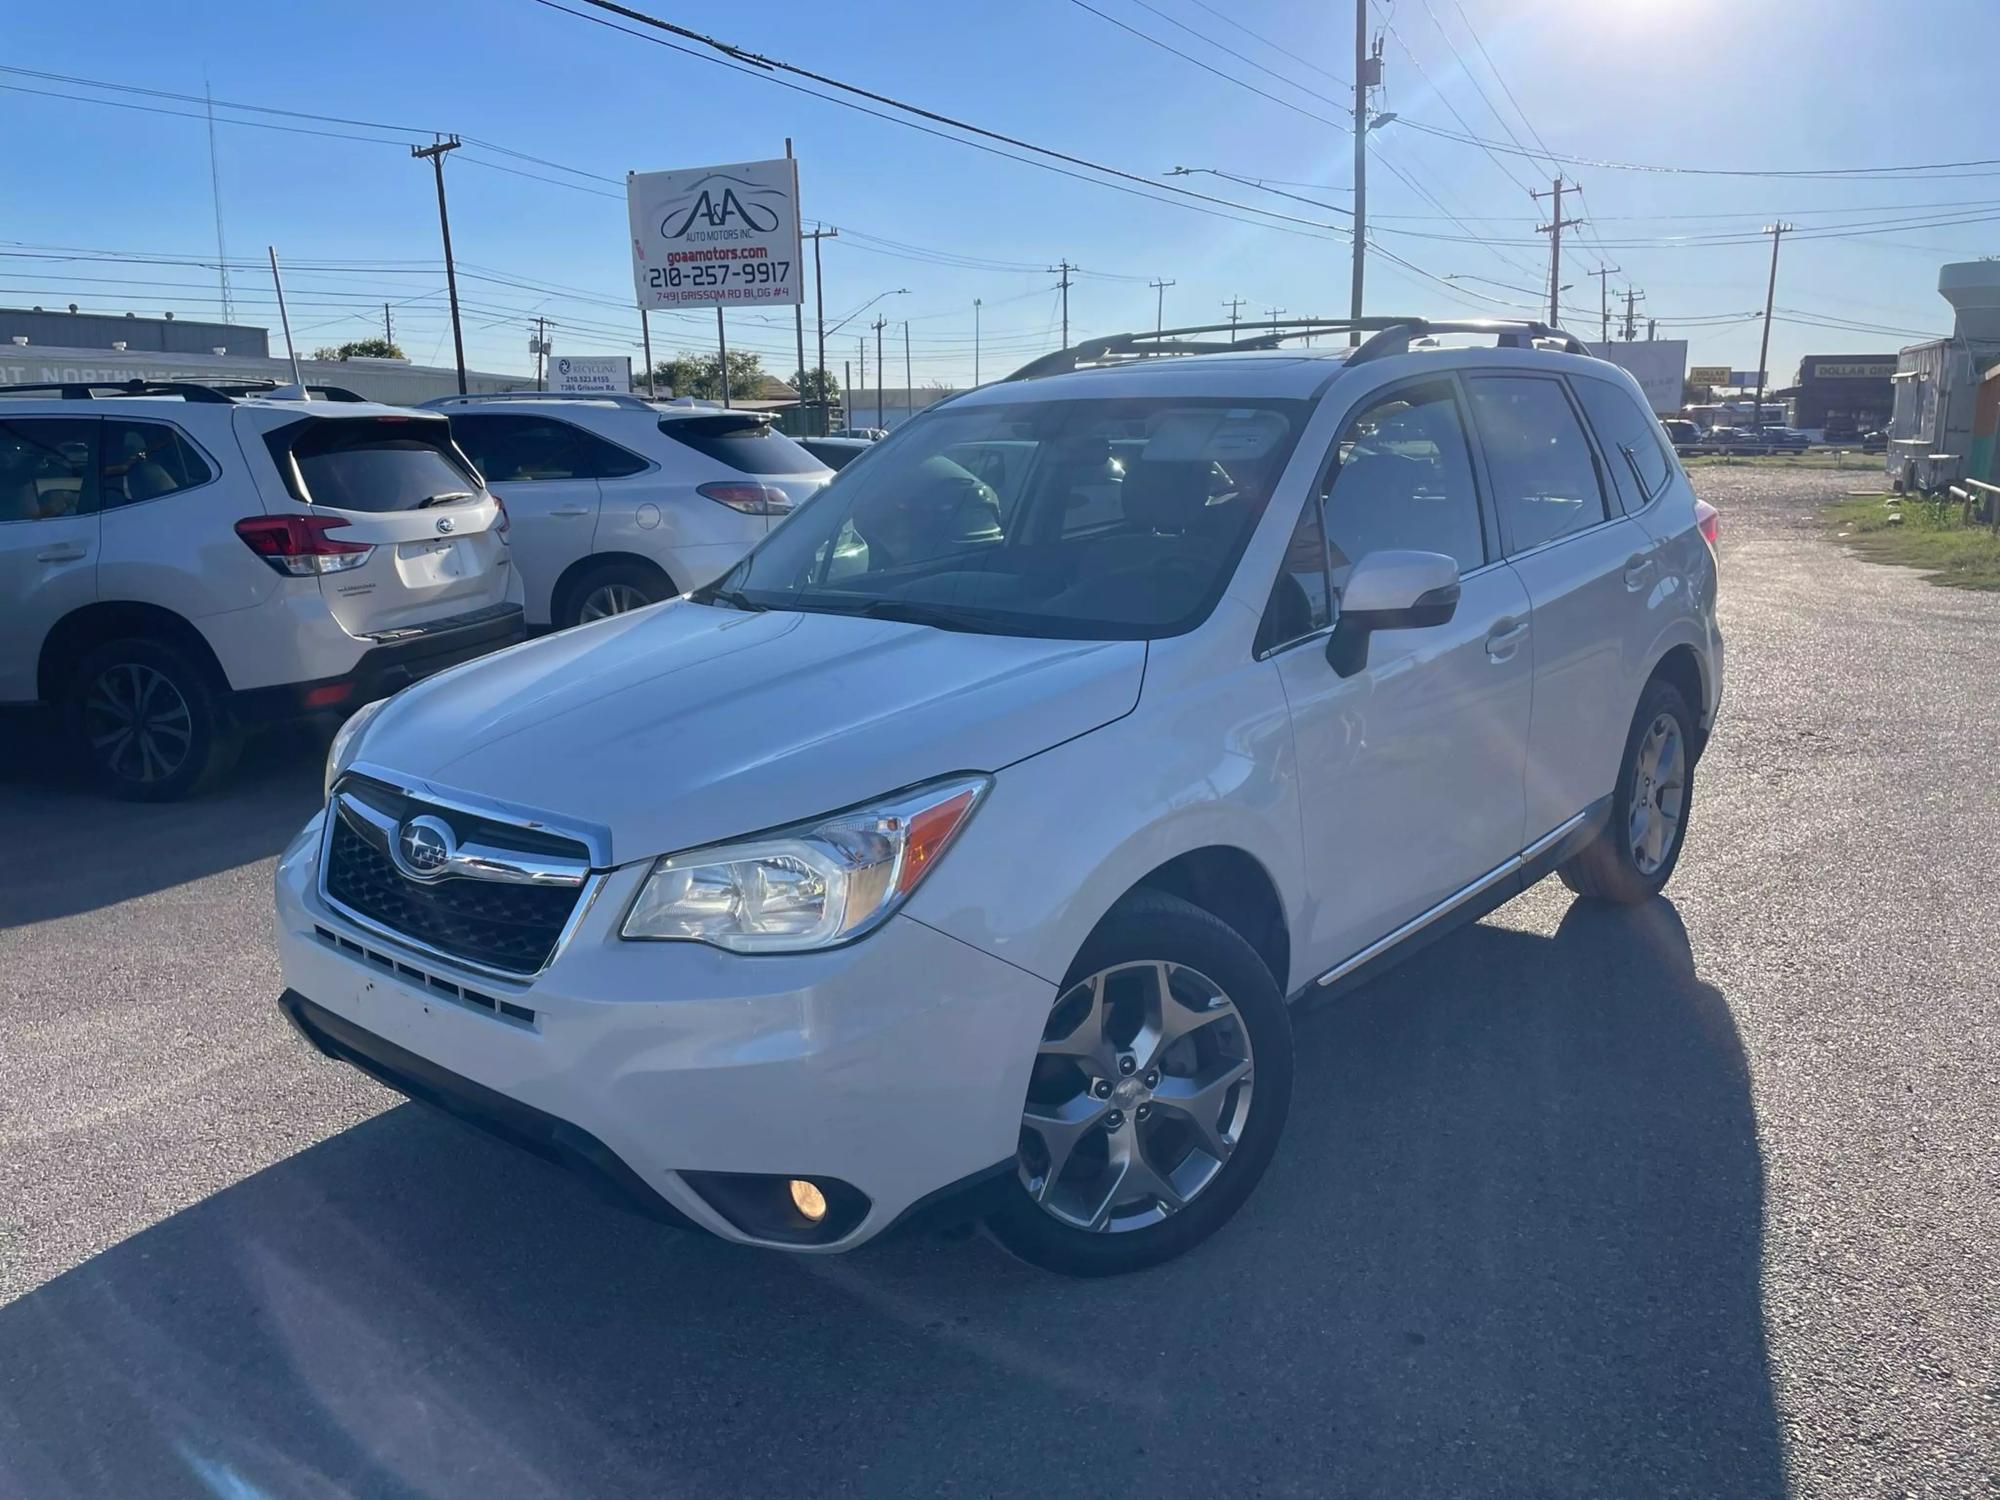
{"left": 6, "top": 0, "right": 2000, "bottom": 389}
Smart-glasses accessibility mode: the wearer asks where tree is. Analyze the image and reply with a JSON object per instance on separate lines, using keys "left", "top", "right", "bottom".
{"left": 642, "top": 350, "right": 765, "bottom": 401}
{"left": 311, "top": 337, "right": 405, "bottom": 361}
{"left": 791, "top": 367, "right": 840, "bottom": 403}
{"left": 1683, "top": 380, "right": 1715, "bottom": 407}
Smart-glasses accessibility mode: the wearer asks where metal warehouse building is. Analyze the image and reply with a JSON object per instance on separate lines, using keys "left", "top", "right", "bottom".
{"left": 1, "top": 306, "right": 269, "bottom": 357}
{"left": 1778, "top": 355, "right": 1897, "bottom": 439}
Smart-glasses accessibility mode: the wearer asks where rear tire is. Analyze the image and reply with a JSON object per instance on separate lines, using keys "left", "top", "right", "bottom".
{"left": 66, "top": 637, "right": 239, "bottom": 802}
{"left": 556, "top": 559, "right": 673, "bottom": 630}
{"left": 985, "top": 889, "right": 1293, "bottom": 1277}
{"left": 1558, "top": 677, "right": 1695, "bottom": 905}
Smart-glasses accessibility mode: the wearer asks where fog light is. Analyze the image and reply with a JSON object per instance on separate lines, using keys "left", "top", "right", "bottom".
{"left": 788, "top": 1178, "right": 827, "bottom": 1223}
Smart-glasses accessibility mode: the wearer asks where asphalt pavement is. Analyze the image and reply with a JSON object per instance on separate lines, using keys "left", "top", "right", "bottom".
{"left": 1, "top": 467, "right": 1994, "bottom": 1499}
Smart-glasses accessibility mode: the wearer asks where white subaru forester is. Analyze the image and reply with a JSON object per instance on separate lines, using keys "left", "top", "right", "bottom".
{"left": 275, "top": 319, "right": 1723, "bottom": 1277}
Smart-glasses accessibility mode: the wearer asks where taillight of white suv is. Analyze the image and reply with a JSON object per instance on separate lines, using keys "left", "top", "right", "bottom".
{"left": 234, "top": 514, "right": 373, "bottom": 575}
{"left": 698, "top": 481, "right": 794, "bottom": 516}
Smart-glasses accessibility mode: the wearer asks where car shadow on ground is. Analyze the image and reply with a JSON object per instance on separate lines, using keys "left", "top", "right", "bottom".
{"left": 0, "top": 897, "right": 1782, "bottom": 1499}
{"left": 0, "top": 717, "right": 326, "bottom": 928}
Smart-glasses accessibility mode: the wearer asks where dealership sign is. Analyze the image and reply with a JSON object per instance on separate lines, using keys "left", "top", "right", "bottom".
{"left": 627, "top": 158, "right": 803, "bottom": 310}
{"left": 548, "top": 354, "right": 631, "bottom": 394}
{"left": 1588, "top": 340, "right": 1689, "bottom": 415}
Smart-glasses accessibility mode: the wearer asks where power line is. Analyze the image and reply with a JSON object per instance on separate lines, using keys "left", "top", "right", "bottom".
{"left": 1064, "top": 1, "right": 1347, "bottom": 129}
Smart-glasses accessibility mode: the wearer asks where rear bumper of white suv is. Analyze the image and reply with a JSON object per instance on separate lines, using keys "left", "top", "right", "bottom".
{"left": 231, "top": 601, "right": 526, "bottom": 723}
{"left": 272, "top": 811, "right": 1050, "bottom": 1250}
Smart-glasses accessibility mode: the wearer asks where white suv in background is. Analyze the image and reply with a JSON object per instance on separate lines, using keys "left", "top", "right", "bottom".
{"left": 277, "top": 319, "right": 1722, "bottom": 1275}
{"left": 0, "top": 380, "right": 523, "bottom": 799}
{"left": 426, "top": 393, "right": 832, "bottom": 629}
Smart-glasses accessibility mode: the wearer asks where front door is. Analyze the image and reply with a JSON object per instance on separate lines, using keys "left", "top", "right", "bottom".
{"left": 450, "top": 413, "right": 607, "bottom": 626}
{"left": 1268, "top": 376, "right": 1534, "bottom": 977}
{"left": 0, "top": 416, "right": 100, "bottom": 704}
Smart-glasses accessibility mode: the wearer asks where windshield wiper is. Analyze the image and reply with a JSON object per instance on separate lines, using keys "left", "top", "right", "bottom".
{"left": 854, "top": 598, "right": 1019, "bottom": 635}
{"left": 417, "top": 490, "right": 475, "bottom": 508}
{"left": 702, "top": 586, "right": 767, "bottom": 613}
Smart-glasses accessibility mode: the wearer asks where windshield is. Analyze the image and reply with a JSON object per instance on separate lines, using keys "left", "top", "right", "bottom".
{"left": 705, "top": 395, "right": 1308, "bottom": 640}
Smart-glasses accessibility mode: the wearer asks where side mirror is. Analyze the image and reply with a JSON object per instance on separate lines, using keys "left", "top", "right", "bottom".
{"left": 1327, "top": 549, "right": 1461, "bottom": 677}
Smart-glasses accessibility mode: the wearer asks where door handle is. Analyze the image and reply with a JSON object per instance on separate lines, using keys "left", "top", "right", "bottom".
{"left": 1623, "top": 554, "right": 1657, "bottom": 589}
{"left": 549, "top": 507, "right": 592, "bottom": 517}
{"left": 1485, "top": 618, "right": 1529, "bottom": 661}
{"left": 35, "top": 543, "right": 87, "bottom": 562}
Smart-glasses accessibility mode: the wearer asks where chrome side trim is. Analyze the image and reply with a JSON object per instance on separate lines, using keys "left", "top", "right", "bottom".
{"left": 334, "top": 792, "right": 588, "bottom": 888}
{"left": 1521, "top": 808, "right": 1590, "bottom": 864}
{"left": 1313, "top": 811, "right": 1589, "bottom": 988}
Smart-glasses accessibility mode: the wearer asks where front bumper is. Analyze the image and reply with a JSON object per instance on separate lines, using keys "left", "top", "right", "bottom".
{"left": 273, "top": 812, "right": 1049, "bottom": 1251}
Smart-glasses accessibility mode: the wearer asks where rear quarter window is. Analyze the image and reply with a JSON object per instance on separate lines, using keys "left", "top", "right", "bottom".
{"left": 658, "top": 415, "right": 823, "bottom": 475}
{"left": 1571, "top": 377, "right": 1675, "bottom": 511}
{"left": 267, "top": 417, "right": 479, "bottom": 512}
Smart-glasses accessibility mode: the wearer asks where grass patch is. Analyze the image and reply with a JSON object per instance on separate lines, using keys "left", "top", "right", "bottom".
{"left": 1826, "top": 493, "right": 2000, "bottom": 590}
{"left": 1683, "top": 450, "right": 1883, "bottom": 471}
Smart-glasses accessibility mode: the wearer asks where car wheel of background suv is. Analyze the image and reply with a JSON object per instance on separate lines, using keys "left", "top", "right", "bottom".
{"left": 985, "top": 888, "right": 1294, "bottom": 1276}
{"left": 557, "top": 559, "right": 674, "bottom": 630}
{"left": 1558, "top": 676, "right": 1695, "bottom": 905}
{"left": 66, "top": 637, "right": 240, "bottom": 802}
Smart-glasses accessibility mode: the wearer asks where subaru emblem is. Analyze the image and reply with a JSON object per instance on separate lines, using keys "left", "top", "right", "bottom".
{"left": 435, "top": 516, "right": 455, "bottom": 534}
{"left": 394, "top": 814, "right": 456, "bottom": 880}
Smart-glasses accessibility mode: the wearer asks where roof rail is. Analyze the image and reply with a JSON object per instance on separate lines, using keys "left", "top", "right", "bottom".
{"left": 420, "top": 390, "right": 659, "bottom": 410}
{"left": 1004, "top": 317, "right": 1592, "bottom": 381}
{"left": 0, "top": 379, "right": 235, "bottom": 404}
{"left": 207, "top": 380, "right": 369, "bottom": 403}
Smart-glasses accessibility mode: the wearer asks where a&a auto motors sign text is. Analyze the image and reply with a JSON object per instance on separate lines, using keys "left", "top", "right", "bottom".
{"left": 627, "top": 158, "right": 804, "bottom": 311}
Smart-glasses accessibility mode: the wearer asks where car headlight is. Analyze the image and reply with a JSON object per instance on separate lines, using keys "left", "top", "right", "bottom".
{"left": 324, "top": 695, "right": 389, "bottom": 799}
{"left": 621, "top": 775, "right": 989, "bottom": 952}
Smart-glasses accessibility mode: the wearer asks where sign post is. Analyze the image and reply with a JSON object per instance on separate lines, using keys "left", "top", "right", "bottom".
{"left": 628, "top": 157, "right": 804, "bottom": 410}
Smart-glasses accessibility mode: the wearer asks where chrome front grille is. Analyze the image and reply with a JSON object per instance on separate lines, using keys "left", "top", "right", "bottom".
{"left": 321, "top": 774, "right": 596, "bottom": 978}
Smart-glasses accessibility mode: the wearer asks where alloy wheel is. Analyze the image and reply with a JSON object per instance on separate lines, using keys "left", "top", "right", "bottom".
{"left": 577, "top": 582, "right": 653, "bottom": 622}
{"left": 1627, "top": 711, "right": 1686, "bottom": 875}
{"left": 82, "top": 662, "right": 193, "bottom": 786}
{"left": 1017, "top": 960, "right": 1256, "bottom": 1233}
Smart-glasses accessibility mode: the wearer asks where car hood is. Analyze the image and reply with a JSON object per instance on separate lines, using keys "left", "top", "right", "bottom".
{"left": 355, "top": 601, "right": 1146, "bottom": 864}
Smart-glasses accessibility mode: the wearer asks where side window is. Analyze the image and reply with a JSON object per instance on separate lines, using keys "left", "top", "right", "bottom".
{"left": 565, "top": 424, "right": 649, "bottom": 480}
{"left": 451, "top": 415, "right": 584, "bottom": 482}
{"left": 1256, "top": 492, "right": 1333, "bottom": 654}
{"left": 1321, "top": 380, "right": 1485, "bottom": 585}
{"left": 1465, "top": 376, "right": 1609, "bottom": 554}
{"left": 100, "top": 420, "right": 213, "bottom": 508}
{"left": 1571, "top": 377, "right": 1672, "bottom": 511}
{"left": 0, "top": 418, "right": 97, "bottom": 522}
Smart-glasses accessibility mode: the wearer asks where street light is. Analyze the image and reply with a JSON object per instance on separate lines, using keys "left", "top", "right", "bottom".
{"left": 826, "top": 287, "right": 909, "bottom": 339}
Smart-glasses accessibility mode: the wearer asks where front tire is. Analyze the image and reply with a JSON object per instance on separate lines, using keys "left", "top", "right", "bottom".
{"left": 1558, "top": 677, "right": 1696, "bottom": 904}
{"left": 985, "top": 890, "right": 1293, "bottom": 1276}
{"left": 66, "top": 637, "right": 239, "bottom": 801}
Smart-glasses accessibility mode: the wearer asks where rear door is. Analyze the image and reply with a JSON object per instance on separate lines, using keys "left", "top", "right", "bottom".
{"left": 251, "top": 410, "right": 513, "bottom": 637}
{"left": 450, "top": 413, "right": 625, "bottom": 625}
{"left": 0, "top": 416, "right": 99, "bottom": 703}
{"left": 1465, "top": 371, "right": 1652, "bottom": 841}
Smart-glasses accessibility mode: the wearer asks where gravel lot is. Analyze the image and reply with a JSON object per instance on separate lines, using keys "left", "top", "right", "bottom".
{"left": 1, "top": 467, "right": 1994, "bottom": 1498}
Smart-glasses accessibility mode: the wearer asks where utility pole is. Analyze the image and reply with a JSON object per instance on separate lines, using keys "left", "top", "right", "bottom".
{"left": 1588, "top": 265, "right": 1620, "bottom": 346}
{"left": 857, "top": 335, "right": 865, "bottom": 422}
{"left": 411, "top": 136, "right": 468, "bottom": 395}
{"left": 383, "top": 303, "right": 393, "bottom": 347}
{"left": 1531, "top": 175, "right": 1584, "bottom": 328}
{"left": 640, "top": 310, "right": 655, "bottom": 397}
{"left": 1264, "top": 306, "right": 1287, "bottom": 334}
{"left": 1752, "top": 223, "right": 1791, "bottom": 438}
{"left": 873, "top": 315, "right": 886, "bottom": 429}
{"left": 903, "top": 320, "right": 912, "bottom": 425}
{"left": 204, "top": 80, "right": 235, "bottom": 327}
{"left": 1223, "top": 296, "right": 1245, "bottom": 340}
{"left": 533, "top": 315, "right": 548, "bottom": 390}
{"left": 716, "top": 307, "right": 731, "bottom": 407}
{"left": 1646, "top": 316, "right": 1657, "bottom": 341}
{"left": 1621, "top": 287, "right": 1644, "bottom": 342}
{"left": 974, "top": 297, "right": 983, "bottom": 385}
{"left": 1051, "top": 260, "right": 1074, "bottom": 346}
{"left": 843, "top": 358, "right": 851, "bottom": 426}
{"left": 1149, "top": 277, "right": 1176, "bottom": 332}
{"left": 1349, "top": 0, "right": 1371, "bottom": 344}
{"left": 786, "top": 140, "right": 805, "bottom": 433}
{"left": 804, "top": 224, "right": 838, "bottom": 433}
